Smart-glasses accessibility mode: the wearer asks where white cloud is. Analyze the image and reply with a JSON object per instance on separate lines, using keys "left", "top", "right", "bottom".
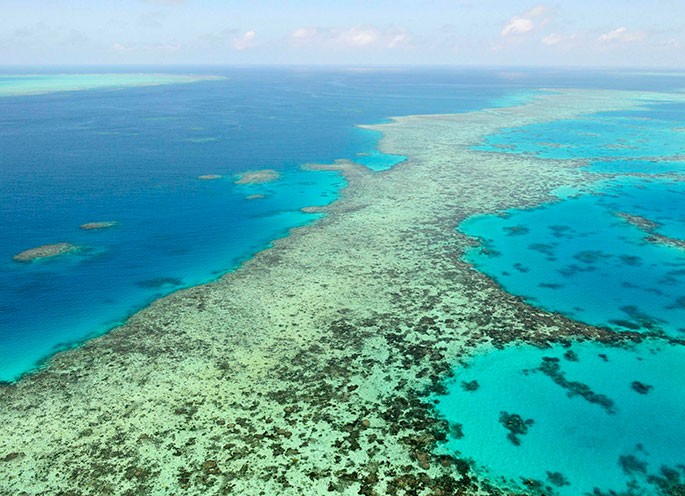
{"left": 112, "top": 43, "right": 132, "bottom": 53}
{"left": 502, "top": 17, "right": 535, "bottom": 37}
{"left": 525, "top": 5, "right": 550, "bottom": 17}
{"left": 541, "top": 33, "right": 562, "bottom": 45}
{"left": 232, "top": 30, "right": 256, "bottom": 50}
{"left": 289, "top": 27, "right": 319, "bottom": 46}
{"left": 501, "top": 5, "right": 553, "bottom": 38}
{"left": 387, "top": 32, "right": 409, "bottom": 49}
{"left": 337, "top": 27, "right": 379, "bottom": 47}
{"left": 287, "top": 26, "right": 410, "bottom": 50}
{"left": 542, "top": 32, "right": 576, "bottom": 46}
{"left": 197, "top": 28, "right": 258, "bottom": 51}
{"left": 663, "top": 38, "right": 682, "bottom": 49}
{"left": 599, "top": 27, "right": 646, "bottom": 43}
{"left": 111, "top": 42, "right": 181, "bottom": 53}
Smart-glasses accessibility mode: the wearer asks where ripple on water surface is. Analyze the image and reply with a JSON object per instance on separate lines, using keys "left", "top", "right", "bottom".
{"left": 433, "top": 341, "right": 685, "bottom": 495}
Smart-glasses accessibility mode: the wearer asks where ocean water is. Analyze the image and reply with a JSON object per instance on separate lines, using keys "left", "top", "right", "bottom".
{"left": 433, "top": 341, "right": 685, "bottom": 495}
{"left": 5, "top": 68, "right": 685, "bottom": 494}
{"left": 3, "top": 66, "right": 620, "bottom": 383}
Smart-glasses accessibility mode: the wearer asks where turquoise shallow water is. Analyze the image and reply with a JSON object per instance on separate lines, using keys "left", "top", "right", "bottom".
{"left": 354, "top": 129, "right": 407, "bottom": 171}
{"left": 587, "top": 159, "right": 685, "bottom": 174}
{"left": 464, "top": 100, "right": 685, "bottom": 335}
{"left": 475, "top": 102, "right": 685, "bottom": 160}
{"left": 433, "top": 341, "right": 685, "bottom": 495}
{"left": 461, "top": 177, "right": 685, "bottom": 335}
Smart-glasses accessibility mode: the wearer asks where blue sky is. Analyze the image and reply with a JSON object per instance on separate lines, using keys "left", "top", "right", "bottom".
{"left": 1, "top": 0, "right": 683, "bottom": 67}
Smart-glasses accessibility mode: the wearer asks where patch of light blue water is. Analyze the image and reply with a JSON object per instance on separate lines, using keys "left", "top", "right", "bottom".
{"left": 433, "top": 341, "right": 685, "bottom": 495}
{"left": 587, "top": 159, "right": 685, "bottom": 175}
{"left": 354, "top": 150, "right": 407, "bottom": 171}
{"left": 354, "top": 129, "right": 407, "bottom": 171}
{"left": 461, "top": 177, "right": 685, "bottom": 335}
{"left": 461, "top": 99, "right": 685, "bottom": 335}
{"left": 475, "top": 103, "right": 685, "bottom": 161}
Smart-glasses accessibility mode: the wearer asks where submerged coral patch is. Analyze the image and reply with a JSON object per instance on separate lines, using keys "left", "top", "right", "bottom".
{"left": 234, "top": 169, "right": 281, "bottom": 184}
{"left": 80, "top": 221, "right": 118, "bottom": 230}
{"left": 12, "top": 243, "right": 80, "bottom": 262}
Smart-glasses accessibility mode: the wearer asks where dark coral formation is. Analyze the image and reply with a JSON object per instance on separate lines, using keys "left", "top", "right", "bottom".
{"left": 618, "top": 454, "right": 648, "bottom": 475}
{"left": 538, "top": 357, "right": 616, "bottom": 414}
{"left": 631, "top": 381, "right": 653, "bottom": 395}
{"left": 546, "top": 471, "right": 569, "bottom": 487}
{"left": 499, "top": 412, "right": 534, "bottom": 446}
{"left": 616, "top": 211, "right": 685, "bottom": 251}
{"left": 461, "top": 380, "right": 480, "bottom": 392}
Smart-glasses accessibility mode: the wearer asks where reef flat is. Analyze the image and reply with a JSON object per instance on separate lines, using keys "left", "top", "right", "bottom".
{"left": 0, "top": 74, "right": 222, "bottom": 97}
{"left": 234, "top": 169, "right": 281, "bottom": 184}
{"left": 1, "top": 89, "right": 683, "bottom": 495}
{"left": 80, "top": 221, "right": 118, "bottom": 231}
{"left": 12, "top": 242, "right": 79, "bottom": 262}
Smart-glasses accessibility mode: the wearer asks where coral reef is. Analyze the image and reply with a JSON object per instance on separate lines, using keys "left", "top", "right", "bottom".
{"left": 80, "top": 221, "right": 118, "bottom": 230}
{"left": 2, "top": 89, "right": 683, "bottom": 495}
{"left": 12, "top": 243, "right": 79, "bottom": 262}
{"left": 234, "top": 169, "right": 280, "bottom": 184}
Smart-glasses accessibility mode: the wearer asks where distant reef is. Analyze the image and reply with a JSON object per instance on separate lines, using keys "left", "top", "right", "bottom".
{"left": 246, "top": 194, "right": 266, "bottom": 200}
{"left": 13, "top": 243, "right": 80, "bottom": 262}
{"left": 197, "top": 174, "right": 223, "bottom": 180}
{"left": 80, "top": 221, "right": 118, "bottom": 231}
{"left": 234, "top": 169, "right": 280, "bottom": 184}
